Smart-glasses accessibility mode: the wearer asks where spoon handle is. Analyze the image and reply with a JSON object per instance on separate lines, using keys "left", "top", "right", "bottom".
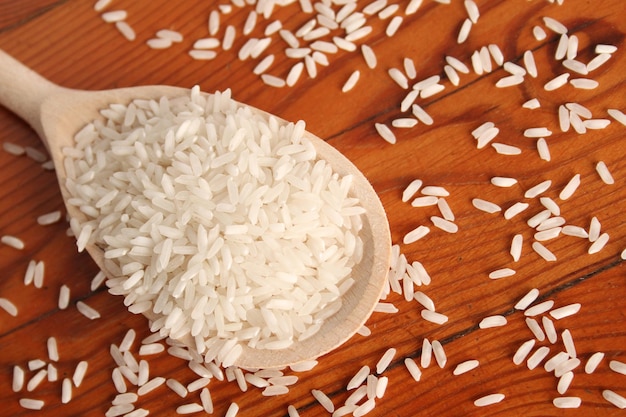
{"left": 0, "top": 49, "right": 64, "bottom": 140}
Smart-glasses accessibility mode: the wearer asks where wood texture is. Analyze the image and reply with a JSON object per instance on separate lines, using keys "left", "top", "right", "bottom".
{"left": 0, "top": 0, "right": 625, "bottom": 416}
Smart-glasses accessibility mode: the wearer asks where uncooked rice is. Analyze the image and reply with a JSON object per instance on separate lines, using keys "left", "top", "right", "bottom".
{"left": 474, "top": 393, "right": 504, "bottom": 407}
{"left": 19, "top": 398, "right": 45, "bottom": 410}
{"left": 491, "top": 177, "right": 517, "bottom": 187}
{"left": 602, "top": 390, "right": 626, "bottom": 409}
{"left": 585, "top": 352, "right": 605, "bottom": 374}
{"left": 513, "top": 339, "right": 536, "bottom": 365}
{"left": 421, "top": 338, "right": 432, "bottom": 368}
{"left": 542, "top": 316, "right": 558, "bottom": 343}
{"left": 1, "top": 235, "right": 25, "bottom": 250}
{"left": 527, "top": 346, "right": 550, "bottom": 370}
{"left": 525, "top": 300, "right": 555, "bottom": 317}
{"left": 553, "top": 397, "right": 581, "bottom": 409}
{"left": 72, "top": 361, "right": 88, "bottom": 387}
{"left": 532, "top": 241, "right": 557, "bottom": 261}
{"left": 0, "top": 298, "right": 18, "bottom": 316}
{"left": 488, "top": 269, "right": 515, "bottom": 279}
{"left": 431, "top": 340, "right": 447, "bottom": 368}
{"left": 479, "top": 315, "right": 507, "bottom": 328}
{"left": 526, "top": 318, "right": 545, "bottom": 341}
{"left": 609, "top": 360, "right": 626, "bottom": 376}
{"left": 421, "top": 309, "right": 448, "bottom": 325}
{"left": 76, "top": 301, "right": 101, "bottom": 320}
{"left": 472, "top": 198, "right": 501, "bottom": 213}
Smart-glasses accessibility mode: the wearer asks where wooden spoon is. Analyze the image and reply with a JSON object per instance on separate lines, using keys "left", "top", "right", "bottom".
{"left": 0, "top": 49, "right": 391, "bottom": 369}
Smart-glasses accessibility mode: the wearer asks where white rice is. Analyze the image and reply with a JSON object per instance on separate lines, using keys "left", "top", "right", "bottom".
{"left": 444, "top": 65, "right": 460, "bottom": 86}
{"left": 584, "top": 118, "right": 611, "bottom": 130}
{"left": 421, "top": 186, "right": 449, "bottom": 197}
{"left": 553, "top": 397, "right": 581, "bottom": 409}
{"left": 544, "top": 73, "right": 570, "bottom": 91}
{"left": 261, "top": 74, "right": 286, "bottom": 87}
{"left": 342, "top": 70, "right": 361, "bottom": 93}
{"left": 0, "top": 297, "right": 18, "bottom": 317}
{"left": 534, "top": 227, "right": 562, "bottom": 241}
{"left": 353, "top": 398, "right": 376, "bottom": 417}
{"left": 525, "top": 300, "right": 555, "bottom": 316}
{"left": 138, "top": 377, "right": 166, "bottom": 396}
{"left": 347, "top": 365, "right": 370, "bottom": 390}
{"left": 225, "top": 403, "right": 239, "bottom": 417}
{"left": 404, "top": 358, "right": 422, "bottom": 381}
{"left": 527, "top": 346, "right": 550, "bottom": 370}
{"left": 542, "top": 316, "right": 558, "bottom": 343}
{"left": 147, "top": 38, "right": 172, "bottom": 49}
{"left": 61, "top": 377, "right": 73, "bottom": 403}
{"left": 446, "top": 55, "right": 470, "bottom": 73}
{"left": 488, "top": 269, "right": 515, "bottom": 279}
{"left": 495, "top": 75, "right": 524, "bottom": 88}
{"left": 311, "top": 389, "right": 334, "bottom": 412}
{"left": 528, "top": 210, "right": 551, "bottom": 228}
{"left": 412, "top": 104, "right": 434, "bottom": 125}
{"left": 388, "top": 68, "right": 409, "bottom": 89}
{"left": 609, "top": 360, "right": 626, "bottom": 376}
{"left": 585, "top": 352, "right": 605, "bottom": 374}
{"left": 533, "top": 25, "right": 547, "bottom": 40}
{"left": 559, "top": 174, "right": 581, "bottom": 200}
{"left": 543, "top": 16, "right": 568, "bottom": 34}
{"left": 432, "top": 340, "right": 447, "bottom": 368}
{"left": 414, "top": 292, "right": 435, "bottom": 311}
{"left": 563, "top": 59, "right": 589, "bottom": 75}
{"left": 115, "top": 21, "right": 135, "bottom": 41}
{"left": 421, "top": 338, "right": 432, "bottom": 368}
{"left": 539, "top": 197, "right": 560, "bottom": 216}
{"left": 525, "top": 180, "right": 551, "bottom": 198}
{"left": 376, "top": 348, "right": 396, "bottom": 374}
{"left": 513, "top": 339, "right": 536, "bottom": 365}
{"left": 537, "top": 138, "right": 551, "bottom": 161}
{"left": 555, "top": 34, "right": 569, "bottom": 60}
{"left": 421, "top": 310, "right": 449, "bottom": 325}
{"left": 94, "top": 0, "right": 113, "bottom": 12}
{"left": 58, "top": 285, "right": 70, "bottom": 309}
{"left": 571, "top": 78, "right": 599, "bottom": 90}
{"left": 403, "top": 225, "right": 430, "bottom": 244}
{"left": 491, "top": 177, "right": 517, "bottom": 187}
{"left": 176, "top": 403, "right": 204, "bottom": 415}
{"left": 510, "top": 234, "right": 523, "bottom": 262}
{"left": 549, "top": 303, "right": 581, "bottom": 320}
{"left": 523, "top": 50, "right": 538, "bottom": 77}
{"left": 19, "top": 398, "right": 45, "bottom": 410}
{"left": 607, "top": 109, "right": 626, "bottom": 126}
{"left": 457, "top": 18, "right": 472, "bottom": 44}
{"left": 286, "top": 62, "right": 304, "bottom": 87}
{"left": 503, "top": 62, "right": 526, "bottom": 76}
{"left": 476, "top": 127, "right": 500, "bottom": 148}
{"left": 361, "top": 44, "right": 377, "bottom": 68}
{"left": 437, "top": 198, "right": 454, "bottom": 221}
{"left": 375, "top": 123, "right": 396, "bottom": 144}
{"left": 479, "top": 315, "right": 507, "bottom": 328}
{"left": 287, "top": 405, "right": 300, "bottom": 417}
{"left": 471, "top": 51, "right": 483, "bottom": 74}
{"left": 453, "top": 359, "right": 479, "bottom": 375}
{"left": 101, "top": 10, "right": 127, "bottom": 23}
{"left": 165, "top": 378, "right": 188, "bottom": 398}
{"left": 139, "top": 343, "right": 165, "bottom": 356}
{"left": 47, "top": 337, "right": 59, "bottom": 361}
{"left": 525, "top": 317, "right": 545, "bottom": 342}
{"left": 603, "top": 390, "right": 626, "bottom": 409}
{"left": 2, "top": 141, "right": 25, "bottom": 155}
{"left": 504, "top": 202, "right": 529, "bottom": 220}
{"left": 374, "top": 302, "right": 399, "bottom": 314}
{"left": 431, "top": 216, "right": 458, "bottom": 233}
{"left": 76, "top": 301, "right": 101, "bottom": 320}
{"left": 1, "top": 235, "right": 24, "bottom": 250}
{"left": 559, "top": 105, "right": 571, "bottom": 132}
{"left": 492, "top": 143, "right": 521, "bottom": 155}
{"left": 522, "top": 98, "right": 540, "bottom": 109}
{"left": 386, "top": 16, "right": 403, "bottom": 37}
{"left": 26, "top": 369, "right": 47, "bottom": 391}
{"left": 545, "top": 352, "right": 569, "bottom": 373}
{"left": 406, "top": 0, "right": 423, "bottom": 14}
{"left": 526, "top": 127, "right": 554, "bottom": 138}
{"left": 253, "top": 54, "right": 275, "bottom": 75}
{"left": 474, "top": 393, "right": 505, "bottom": 407}
{"left": 393, "top": 118, "right": 418, "bottom": 128}
{"left": 72, "top": 361, "right": 88, "bottom": 387}
{"left": 567, "top": 35, "right": 579, "bottom": 59}
{"left": 28, "top": 359, "right": 45, "bottom": 371}
{"left": 561, "top": 330, "right": 577, "bottom": 359}
{"left": 472, "top": 198, "right": 501, "bottom": 214}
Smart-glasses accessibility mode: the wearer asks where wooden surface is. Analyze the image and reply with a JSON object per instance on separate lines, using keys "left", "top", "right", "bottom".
{"left": 0, "top": 0, "right": 625, "bottom": 416}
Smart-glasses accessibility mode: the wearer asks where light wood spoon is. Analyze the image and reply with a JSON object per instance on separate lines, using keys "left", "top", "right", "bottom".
{"left": 0, "top": 49, "right": 391, "bottom": 369}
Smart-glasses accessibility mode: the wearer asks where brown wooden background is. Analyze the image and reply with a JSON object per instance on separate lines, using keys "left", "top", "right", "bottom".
{"left": 1, "top": 0, "right": 625, "bottom": 416}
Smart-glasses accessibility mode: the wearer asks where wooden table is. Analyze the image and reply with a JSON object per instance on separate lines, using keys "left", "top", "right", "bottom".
{"left": 1, "top": 0, "right": 625, "bottom": 416}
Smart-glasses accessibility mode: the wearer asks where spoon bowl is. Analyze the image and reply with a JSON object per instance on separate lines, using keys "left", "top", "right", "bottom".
{"left": 0, "top": 49, "right": 391, "bottom": 369}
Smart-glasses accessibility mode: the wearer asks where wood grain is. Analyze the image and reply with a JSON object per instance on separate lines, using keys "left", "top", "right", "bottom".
{"left": 0, "top": 0, "right": 625, "bottom": 416}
